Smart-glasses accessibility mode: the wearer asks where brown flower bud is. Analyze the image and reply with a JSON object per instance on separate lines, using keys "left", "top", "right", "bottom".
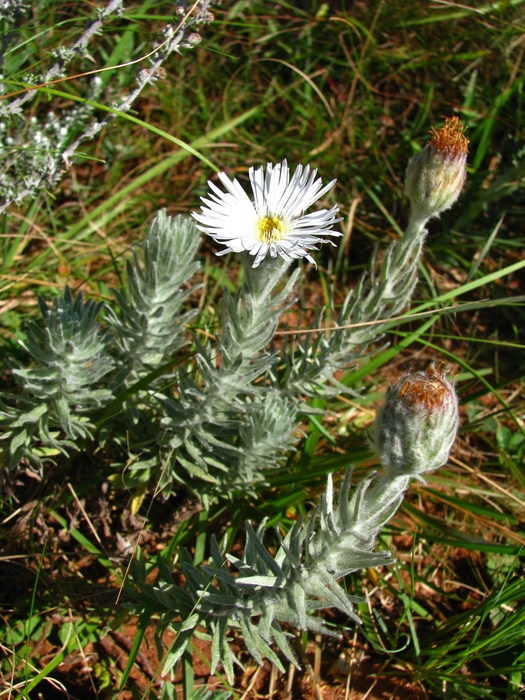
{"left": 405, "top": 117, "right": 468, "bottom": 222}
{"left": 372, "top": 363, "right": 459, "bottom": 476}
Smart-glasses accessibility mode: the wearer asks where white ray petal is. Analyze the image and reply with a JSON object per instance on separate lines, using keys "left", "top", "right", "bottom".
{"left": 192, "top": 161, "right": 342, "bottom": 268}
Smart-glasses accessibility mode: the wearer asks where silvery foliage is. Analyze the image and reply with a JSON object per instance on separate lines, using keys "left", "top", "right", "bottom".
{"left": 0, "top": 1, "right": 28, "bottom": 25}
{"left": 0, "top": 136, "right": 461, "bottom": 673}
{"left": 151, "top": 213, "right": 428, "bottom": 504}
{"left": 122, "top": 201, "right": 457, "bottom": 676}
{"left": 155, "top": 255, "right": 303, "bottom": 503}
{"left": 126, "top": 354, "right": 460, "bottom": 681}
{"left": 106, "top": 211, "right": 201, "bottom": 384}
{"left": 0, "top": 209, "right": 428, "bottom": 499}
{"left": 101, "top": 212, "right": 202, "bottom": 478}
{"left": 0, "top": 0, "right": 215, "bottom": 212}
{"left": 0, "top": 212, "right": 201, "bottom": 471}
{"left": 0, "top": 287, "right": 115, "bottom": 468}
{"left": 126, "top": 467, "right": 417, "bottom": 684}
{"left": 278, "top": 220, "right": 424, "bottom": 397}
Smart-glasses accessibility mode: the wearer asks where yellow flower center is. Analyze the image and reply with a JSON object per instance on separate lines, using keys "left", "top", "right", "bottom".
{"left": 256, "top": 216, "right": 287, "bottom": 244}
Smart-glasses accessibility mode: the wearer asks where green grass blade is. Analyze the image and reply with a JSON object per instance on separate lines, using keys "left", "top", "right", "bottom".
{"left": 118, "top": 604, "right": 155, "bottom": 692}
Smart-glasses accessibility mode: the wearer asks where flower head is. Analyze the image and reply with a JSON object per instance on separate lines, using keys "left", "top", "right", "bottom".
{"left": 193, "top": 160, "right": 342, "bottom": 268}
{"left": 405, "top": 116, "right": 468, "bottom": 221}
{"left": 371, "top": 363, "right": 459, "bottom": 477}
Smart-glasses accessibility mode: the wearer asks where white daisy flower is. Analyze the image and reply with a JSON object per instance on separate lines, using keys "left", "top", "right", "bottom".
{"left": 192, "top": 160, "right": 342, "bottom": 268}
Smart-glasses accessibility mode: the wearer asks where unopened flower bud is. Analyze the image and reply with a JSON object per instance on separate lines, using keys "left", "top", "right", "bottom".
{"left": 405, "top": 116, "right": 468, "bottom": 221}
{"left": 372, "top": 363, "right": 459, "bottom": 476}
